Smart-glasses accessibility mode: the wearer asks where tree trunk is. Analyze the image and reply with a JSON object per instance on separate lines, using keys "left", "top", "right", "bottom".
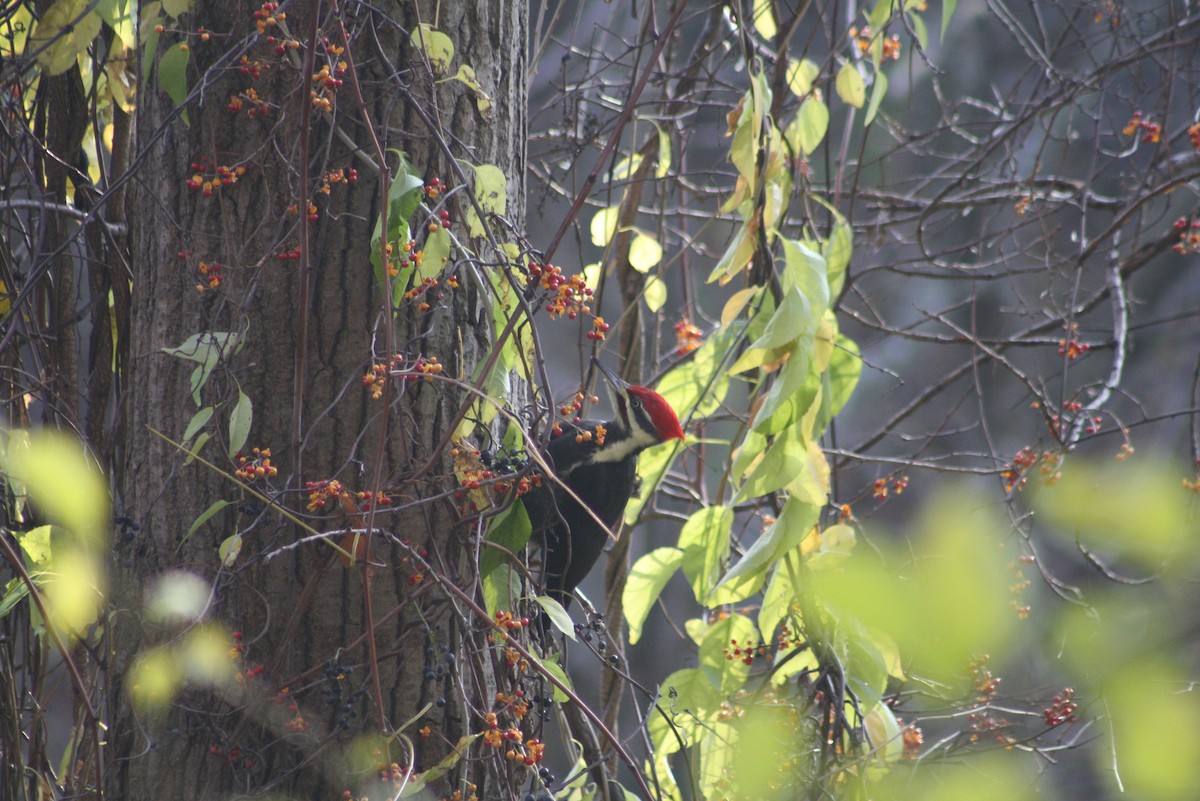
{"left": 106, "top": 2, "right": 526, "bottom": 798}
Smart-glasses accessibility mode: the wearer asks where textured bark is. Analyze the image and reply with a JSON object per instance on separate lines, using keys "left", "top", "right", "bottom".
{"left": 107, "top": 2, "right": 526, "bottom": 798}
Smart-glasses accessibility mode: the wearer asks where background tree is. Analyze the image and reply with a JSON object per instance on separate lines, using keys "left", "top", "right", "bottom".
{"left": 3, "top": 1, "right": 1200, "bottom": 800}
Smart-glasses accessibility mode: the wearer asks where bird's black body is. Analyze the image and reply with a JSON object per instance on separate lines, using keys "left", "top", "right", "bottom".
{"left": 531, "top": 420, "right": 641, "bottom": 609}
{"left": 523, "top": 361, "right": 685, "bottom": 612}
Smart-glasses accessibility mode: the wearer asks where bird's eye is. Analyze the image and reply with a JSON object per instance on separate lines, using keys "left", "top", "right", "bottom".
{"left": 630, "top": 396, "right": 642, "bottom": 409}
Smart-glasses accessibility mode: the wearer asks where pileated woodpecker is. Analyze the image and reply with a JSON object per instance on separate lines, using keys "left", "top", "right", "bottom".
{"left": 527, "top": 360, "right": 685, "bottom": 611}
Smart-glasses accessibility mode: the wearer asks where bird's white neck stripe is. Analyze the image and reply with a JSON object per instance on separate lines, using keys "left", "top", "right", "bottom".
{"left": 587, "top": 427, "right": 656, "bottom": 464}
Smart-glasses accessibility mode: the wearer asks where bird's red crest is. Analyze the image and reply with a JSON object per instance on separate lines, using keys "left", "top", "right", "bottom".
{"left": 628, "top": 386, "right": 685, "bottom": 442}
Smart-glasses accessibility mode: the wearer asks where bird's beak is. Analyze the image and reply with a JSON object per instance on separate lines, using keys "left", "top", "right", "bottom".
{"left": 593, "top": 358, "right": 629, "bottom": 391}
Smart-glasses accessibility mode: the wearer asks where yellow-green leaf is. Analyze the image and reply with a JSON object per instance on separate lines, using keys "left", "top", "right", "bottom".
{"left": 643, "top": 275, "right": 667, "bottom": 312}
{"left": 3, "top": 431, "right": 109, "bottom": 539}
{"left": 629, "top": 232, "right": 663, "bottom": 272}
{"left": 31, "top": 0, "right": 101, "bottom": 76}
{"left": 218, "top": 532, "right": 242, "bottom": 567}
{"left": 227, "top": 389, "right": 252, "bottom": 458}
{"left": 440, "top": 64, "right": 492, "bottom": 116}
{"left": 785, "top": 58, "right": 820, "bottom": 97}
{"left": 678, "top": 505, "right": 733, "bottom": 604}
{"left": 785, "top": 97, "right": 829, "bottom": 156}
{"left": 752, "top": 0, "right": 777, "bottom": 39}
{"left": 864, "top": 68, "right": 888, "bottom": 126}
{"left": 835, "top": 62, "right": 866, "bottom": 108}
{"left": 590, "top": 205, "right": 620, "bottom": 247}
{"left": 466, "top": 164, "right": 507, "bottom": 238}
{"left": 624, "top": 547, "right": 684, "bottom": 644}
{"left": 157, "top": 41, "right": 190, "bottom": 110}
{"left": 410, "top": 24, "right": 454, "bottom": 73}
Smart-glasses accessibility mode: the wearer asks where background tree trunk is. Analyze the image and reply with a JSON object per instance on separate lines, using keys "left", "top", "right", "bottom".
{"left": 106, "top": 2, "right": 526, "bottom": 797}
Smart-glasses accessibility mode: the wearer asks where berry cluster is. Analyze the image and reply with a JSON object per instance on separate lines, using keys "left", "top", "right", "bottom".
{"left": 316, "top": 167, "right": 358, "bottom": 195}
{"left": 1043, "top": 687, "right": 1078, "bottom": 727}
{"left": 573, "top": 423, "right": 607, "bottom": 447}
{"left": 871, "top": 474, "right": 908, "bottom": 499}
{"left": 1122, "top": 112, "right": 1161, "bottom": 143}
{"left": 362, "top": 354, "right": 443, "bottom": 399}
{"left": 252, "top": 1, "right": 285, "bottom": 34}
{"left": 847, "top": 26, "right": 901, "bottom": 61}
{"left": 197, "top": 260, "right": 223, "bottom": 291}
{"left": 724, "top": 636, "right": 769, "bottom": 667}
{"left": 304, "top": 478, "right": 346, "bottom": 512}
{"left": 901, "top": 722, "right": 924, "bottom": 759}
{"left": 234, "top": 447, "right": 278, "bottom": 481}
{"left": 1058, "top": 337, "right": 1090, "bottom": 361}
{"left": 527, "top": 262, "right": 594, "bottom": 319}
{"left": 310, "top": 61, "right": 346, "bottom": 113}
{"left": 185, "top": 160, "right": 247, "bottom": 197}
{"left": 227, "top": 87, "right": 270, "bottom": 117}
{"left": 1172, "top": 215, "right": 1200, "bottom": 254}
{"left": 1001, "top": 445, "right": 1064, "bottom": 492}
{"left": 673, "top": 317, "right": 703, "bottom": 355}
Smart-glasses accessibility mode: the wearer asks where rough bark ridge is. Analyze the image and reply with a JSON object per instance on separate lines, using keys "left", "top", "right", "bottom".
{"left": 107, "top": 2, "right": 526, "bottom": 797}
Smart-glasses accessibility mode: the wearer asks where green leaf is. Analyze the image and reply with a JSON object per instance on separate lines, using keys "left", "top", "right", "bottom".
{"left": 642, "top": 276, "right": 667, "bottom": 313}
{"left": 654, "top": 121, "right": 672, "bottom": 178}
{"left": 624, "top": 547, "right": 684, "bottom": 644}
{"left": 158, "top": 41, "right": 190, "bottom": 112}
{"left": 678, "top": 506, "right": 733, "bottom": 604}
{"left": 533, "top": 596, "right": 576, "bottom": 640}
{"left": 835, "top": 62, "right": 866, "bottom": 108}
{"left": 161, "top": 0, "right": 192, "bottom": 16}
{"left": 705, "top": 221, "right": 756, "bottom": 285}
{"left": 481, "top": 501, "right": 532, "bottom": 615}
{"left": 410, "top": 24, "right": 454, "bottom": 73}
{"left": 183, "top": 406, "right": 213, "bottom": 443}
{"left": 752, "top": 286, "right": 812, "bottom": 351}
{"left": 181, "top": 500, "right": 230, "bottom": 548}
{"left": 227, "top": 389, "right": 252, "bottom": 458}
{"left": 590, "top": 205, "right": 620, "bottom": 247}
{"left": 628, "top": 232, "right": 662, "bottom": 272}
{"left": 781, "top": 238, "right": 830, "bottom": 315}
{"left": 31, "top": 0, "right": 102, "bottom": 76}
{"left": 736, "top": 422, "right": 808, "bottom": 500}
{"left": 806, "top": 522, "right": 856, "bottom": 571}
{"left": 161, "top": 331, "right": 241, "bottom": 364}
{"left": 751, "top": 345, "right": 814, "bottom": 433}
{"left": 869, "top": 0, "right": 897, "bottom": 29}
{"left": 941, "top": 0, "right": 957, "bottom": 39}
{"left": 539, "top": 657, "right": 571, "bottom": 702}
{"left": 422, "top": 225, "right": 452, "bottom": 280}
{"left": 785, "top": 58, "right": 820, "bottom": 97}
{"left": 184, "top": 432, "right": 211, "bottom": 465}
{"left": 785, "top": 97, "right": 829, "bottom": 156}
{"left": 823, "top": 218, "right": 853, "bottom": 297}
{"left": 827, "top": 334, "right": 862, "bottom": 417}
{"left": 0, "top": 578, "right": 32, "bottom": 619}
{"left": 864, "top": 68, "right": 888, "bottom": 127}
{"left": 218, "top": 532, "right": 242, "bottom": 567}
{"left": 716, "top": 499, "right": 819, "bottom": 593}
